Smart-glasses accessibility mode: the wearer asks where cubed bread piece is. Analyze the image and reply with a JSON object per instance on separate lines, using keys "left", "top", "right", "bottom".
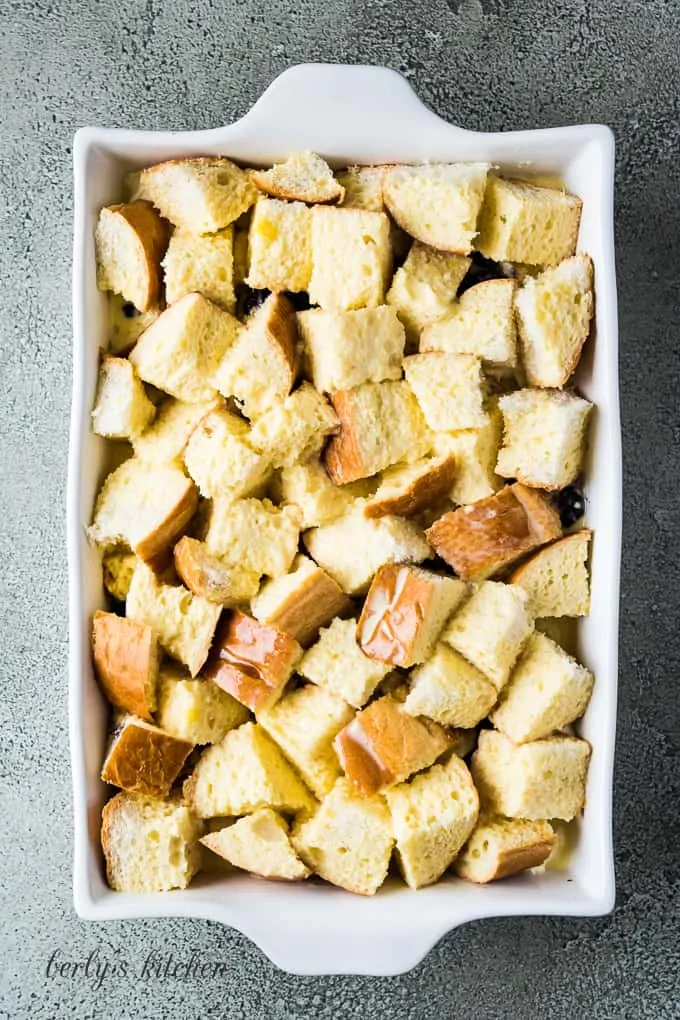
{"left": 249, "top": 383, "right": 339, "bottom": 468}
{"left": 471, "top": 729, "right": 591, "bottom": 820}
{"left": 106, "top": 293, "right": 161, "bottom": 356}
{"left": 304, "top": 506, "right": 431, "bottom": 595}
{"left": 299, "top": 618, "right": 391, "bottom": 709}
{"left": 92, "top": 610, "right": 159, "bottom": 721}
{"left": 101, "top": 792, "right": 204, "bottom": 893}
{"left": 259, "top": 684, "right": 354, "bottom": 798}
{"left": 137, "top": 157, "right": 258, "bottom": 233}
{"left": 489, "top": 631, "right": 594, "bottom": 743}
{"left": 309, "top": 207, "right": 392, "bottom": 311}
{"left": 89, "top": 459, "right": 198, "bottom": 569}
{"left": 404, "top": 643, "right": 498, "bottom": 728}
{"left": 475, "top": 176, "right": 582, "bottom": 265}
{"left": 129, "top": 293, "right": 241, "bottom": 403}
{"left": 291, "top": 778, "right": 393, "bottom": 895}
{"left": 443, "top": 581, "right": 533, "bottom": 690}
{"left": 275, "top": 457, "right": 375, "bottom": 528}
{"left": 297, "top": 306, "right": 405, "bottom": 392}
{"left": 201, "top": 809, "right": 310, "bottom": 880}
{"left": 173, "top": 536, "right": 260, "bottom": 605}
{"left": 382, "top": 163, "right": 490, "bottom": 253}
{"left": 213, "top": 292, "right": 297, "bottom": 418}
{"left": 204, "top": 610, "right": 302, "bottom": 713}
{"left": 126, "top": 562, "right": 221, "bottom": 676}
{"left": 337, "top": 165, "right": 385, "bottom": 211}
{"left": 163, "top": 227, "right": 235, "bottom": 312}
{"left": 432, "top": 401, "right": 503, "bottom": 505}
{"left": 510, "top": 530, "right": 592, "bottom": 618}
{"left": 205, "top": 497, "right": 300, "bottom": 579}
{"left": 156, "top": 663, "right": 249, "bottom": 744}
{"left": 334, "top": 694, "right": 452, "bottom": 795}
{"left": 183, "top": 722, "right": 315, "bottom": 817}
{"left": 420, "top": 278, "right": 517, "bottom": 368}
{"left": 95, "top": 201, "right": 168, "bottom": 312}
{"left": 91, "top": 356, "right": 156, "bottom": 440}
{"left": 133, "top": 397, "right": 222, "bottom": 465}
{"left": 358, "top": 565, "right": 467, "bottom": 667}
{"left": 251, "top": 554, "right": 352, "bottom": 647}
{"left": 515, "top": 255, "right": 594, "bottom": 387}
{"left": 251, "top": 151, "right": 344, "bottom": 204}
{"left": 101, "top": 715, "right": 194, "bottom": 797}
{"left": 404, "top": 353, "right": 488, "bottom": 432}
{"left": 496, "top": 389, "right": 593, "bottom": 489}
{"left": 385, "top": 754, "right": 479, "bottom": 889}
{"left": 364, "top": 454, "right": 457, "bottom": 519}
{"left": 102, "top": 548, "right": 138, "bottom": 602}
{"left": 247, "top": 198, "right": 313, "bottom": 292}
{"left": 454, "top": 815, "right": 556, "bottom": 883}
{"left": 386, "top": 242, "right": 471, "bottom": 342}
{"left": 425, "top": 482, "right": 562, "bottom": 581}
{"left": 324, "top": 381, "right": 430, "bottom": 484}
{"left": 182, "top": 408, "right": 270, "bottom": 499}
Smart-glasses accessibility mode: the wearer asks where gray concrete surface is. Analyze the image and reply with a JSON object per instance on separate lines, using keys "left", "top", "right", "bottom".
{"left": 1, "top": 0, "right": 679, "bottom": 1016}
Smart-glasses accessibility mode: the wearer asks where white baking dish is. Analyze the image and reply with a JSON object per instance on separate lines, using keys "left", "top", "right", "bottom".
{"left": 69, "top": 63, "right": 620, "bottom": 976}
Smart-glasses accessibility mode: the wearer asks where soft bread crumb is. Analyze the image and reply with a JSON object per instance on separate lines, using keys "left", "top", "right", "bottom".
{"left": 455, "top": 815, "right": 556, "bottom": 883}
{"left": 163, "top": 227, "right": 235, "bottom": 312}
{"left": 510, "top": 530, "right": 592, "bottom": 618}
{"left": 201, "top": 809, "right": 310, "bottom": 880}
{"left": 299, "top": 617, "right": 391, "bottom": 709}
{"left": 138, "top": 157, "right": 258, "bottom": 233}
{"left": 251, "top": 151, "right": 344, "bottom": 204}
{"left": 156, "top": 663, "right": 249, "bottom": 744}
{"left": 91, "top": 356, "right": 156, "bottom": 441}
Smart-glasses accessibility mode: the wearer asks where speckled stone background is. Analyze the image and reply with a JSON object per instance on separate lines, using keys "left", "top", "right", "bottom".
{"left": 1, "top": 0, "right": 679, "bottom": 1016}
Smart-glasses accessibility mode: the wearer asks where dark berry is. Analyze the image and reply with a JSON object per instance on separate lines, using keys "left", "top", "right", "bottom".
{"left": 458, "top": 253, "right": 508, "bottom": 295}
{"left": 556, "top": 486, "right": 586, "bottom": 528}
{"left": 237, "top": 285, "right": 270, "bottom": 318}
{"left": 121, "top": 302, "right": 138, "bottom": 319}
{"left": 284, "top": 291, "right": 312, "bottom": 312}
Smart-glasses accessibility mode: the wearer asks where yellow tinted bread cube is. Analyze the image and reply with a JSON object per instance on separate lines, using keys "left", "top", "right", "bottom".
{"left": 432, "top": 400, "right": 503, "bottom": 504}
{"left": 386, "top": 242, "right": 471, "bottom": 342}
{"left": 364, "top": 454, "right": 457, "bottom": 519}
{"left": 162, "top": 227, "right": 235, "bottom": 312}
{"left": 102, "top": 548, "right": 138, "bottom": 602}
{"left": 336, "top": 165, "right": 385, "bottom": 211}
{"left": 91, "top": 355, "right": 156, "bottom": 441}
{"left": 132, "top": 397, "right": 222, "bottom": 465}
{"left": 156, "top": 663, "right": 249, "bottom": 744}
{"left": 510, "top": 530, "right": 592, "bottom": 618}
{"left": 250, "top": 383, "right": 338, "bottom": 469}
{"left": 299, "top": 618, "right": 391, "bottom": 709}
{"left": 309, "top": 207, "right": 392, "bottom": 311}
{"left": 275, "top": 456, "right": 374, "bottom": 528}
{"left": 106, "top": 293, "right": 160, "bottom": 356}
{"left": 95, "top": 200, "right": 168, "bottom": 312}
{"left": 251, "top": 554, "right": 352, "bottom": 647}
{"left": 420, "top": 278, "right": 517, "bottom": 368}
{"left": 205, "top": 497, "right": 300, "bottom": 579}
{"left": 455, "top": 815, "right": 556, "bottom": 883}
{"left": 182, "top": 408, "right": 270, "bottom": 499}
{"left": 297, "top": 306, "right": 405, "bottom": 392}
{"left": 201, "top": 809, "right": 310, "bottom": 880}
{"left": 404, "top": 643, "right": 498, "bottom": 728}
{"left": 251, "top": 151, "right": 343, "bottom": 204}
{"left": 404, "top": 353, "right": 488, "bottom": 432}
{"left": 137, "top": 156, "right": 258, "bottom": 233}
{"left": 247, "top": 198, "right": 313, "bottom": 292}
{"left": 173, "top": 536, "right": 261, "bottom": 605}
{"left": 475, "top": 176, "right": 582, "bottom": 265}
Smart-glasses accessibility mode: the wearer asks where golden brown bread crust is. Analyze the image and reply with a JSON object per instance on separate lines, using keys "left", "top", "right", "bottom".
{"left": 173, "top": 536, "right": 259, "bottom": 604}
{"left": 134, "top": 480, "right": 199, "bottom": 572}
{"left": 105, "top": 201, "right": 169, "bottom": 311}
{"left": 509, "top": 529, "right": 593, "bottom": 586}
{"left": 92, "top": 611, "right": 158, "bottom": 721}
{"left": 258, "top": 568, "right": 353, "bottom": 647}
{"left": 459, "top": 832, "right": 556, "bottom": 884}
{"left": 364, "top": 455, "right": 457, "bottom": 519}
{"left": 204, "top": 611, "right": 302, "bottom": 713}
{"left": 357, "top": 564, "right": 442, "bottom": 667}
{"left": 100, "top": 718, "right": 194, "bottom": 797}
{"left": 323, "top": 389, "right": 370, "bottom": 484}
{"left": 250, "top": 167, "right": 344, "bottom": 206}
{"left": 425, "top": 483, "right": 561, "bottom": 582}
{"left": 260, "top": 293, "right": 299, "bottom": 387}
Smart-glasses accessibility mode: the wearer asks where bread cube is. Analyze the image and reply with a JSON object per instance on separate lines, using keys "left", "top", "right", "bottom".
{"left": 336, "top": 165, "right": 385, "bottom": 211}
{"left": 420, "top": 278, "right": 517, "bottom": 368}
{"left": 163, "top": 227, "right": 235, "bottom": 311}
{"left": 138, "top": 156, "right": 258, "bottom": 233}
{"left": 325, "top": 380, "right": 430, "bottom": 484}
{"left": 100, "top": 715, "right": 194, "bottom": 797}
{"left": 304, "top": 506, "right": 431, "bottom": 595}
{"left": 443, "top": 581, "right": 533, "bottom": 690}
{"left": 101, "top": 792, "right": 204, "bottom": 893}
{"left": 213, "top": 292, "right": 298, "bottom": 418}
{"left": 106, "top": 293, "right": 161, "bottom": 356}
{"left": 334, "top": 694, "right": 452, "bottom": 795}
{"left": 173, "top": 536, "right": 260, "bottom": 606}
{"left": 205, "top": 497, "right": 300, "bottom": 579}
{"left": 89, "top": 459, "right": 198, "bottom": 569}
{"left": 95, "top": 200, "right": 168, "bottom": 312}
{"left": 133, "top": 397, "right": 222, "bottom": 465}
{"left": 309, "top": 207, "right": 392, "bottom": 311}
{"left": 275, "top": 457, "right": 375, "bottom": 528}
{"left": 404, "top": 353, "right": 488, "bottom": 432}
{"left": 247, "top": 198, "right": 313, "bottom": 292}
{"left": 490, "top": 631, "right": 594, "bottom": 743}
{"left": 404, "top": 643, "right": 497, "bottom": 728}
{"left": 358, "top": 565, "right": 467, "bottom": 667}
{"left": 291, "top": 778, "right": 393, "bottom": 895}
{"left": 102, "top": 548, "right": 137, "bottom": 602}
{"left": 251, "top": 151, "right": 344, "bottom": 204}
{"left": 497, "top": 388, "right": 593, "bottom": 489}
{"left": 382, "top": 163, "right": 490, "bottom": 253}
{"left": 515, "top": 255, "right": 594, "bottom": 387}
{"left": 259, "top": 684, "right": 354, "bottom": 798}
{"left": 385, "top": 755, "right": 479, "bottom": 889}
{"left": 126, "top": 562, "right": 221, "bottom": 676}
{"left": 510, "top": 530, "right": 592, "bottom": 618}
{"left": 476, "top": 176, "right": 582, "bottom": 265}
{"left": 297, "top": 306, "right": 405, "bottom": 392}
{"left": 129, "top": 293, "right": 241, "bottom": 403}
{"left": 432, "top": 401, "right": 503, "bottom": 505}
{"left": 299, "top": 618, "right": 391, "bottom": 709}
{"left": 92, "top": 610, "right": 159, "bottom": 721}
{"left": 386, "top": 242, "right": 471, "bottom": 342}
{"left": 182, "top": 408, "right": 270, "bottom": 499}
{"left": 251, "top": 554, "right": 352, "bottom": 647}
{"left": 471, "top": 729, "right": 591, "bottom": 820}
{"left": 248, "top": 383, "right": 338, "bottom": 469}
{"left": 364, "top": 454, "right": 457, "bottom": 519}
{"left": 91, "top": 356, "right": 156, "bottom": 440}
{"left": 184, "top": 722, "right": 315, "bottom": 818}
{"left": 201, "top": 809, "right": 310, "bottom": 880}
{"left": 426, "top": 482, "right": 562, "bottom": 581}
{"left": 156, "top": 663, "right": 249, "bottom": 744}
{"left": 454, "top": 815, "right": 556, "bottom": 883}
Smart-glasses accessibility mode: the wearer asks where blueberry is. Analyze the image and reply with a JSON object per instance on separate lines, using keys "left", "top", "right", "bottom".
{"left": 556, "top": 486, "right": 586, "bottom": 528}
{"left": 121, "top": 302, "right": 138, "bottom": 319}
{"left": 458, "top": 253, "right": 508, "bottom": 295}
{"left": 284, "top": 291, "right": 312, "bottom": 312}
{"left": 237, "top": 285, "right": 270, "bottom": 318}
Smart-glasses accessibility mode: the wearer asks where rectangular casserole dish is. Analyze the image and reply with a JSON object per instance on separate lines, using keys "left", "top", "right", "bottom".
{"left": 69, "top": 62, "right": 620, "bottom": 976}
